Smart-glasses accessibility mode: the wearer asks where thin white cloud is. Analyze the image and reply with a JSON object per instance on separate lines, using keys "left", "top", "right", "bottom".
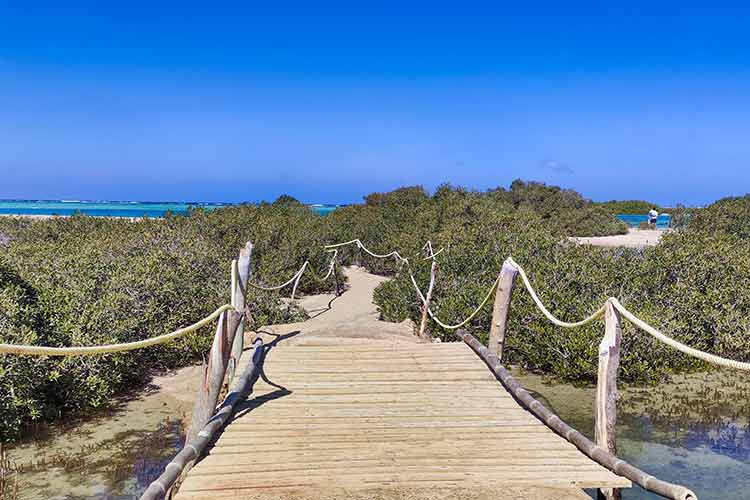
{"left": 540, "top": 159, "right": 575, "bottom": 175}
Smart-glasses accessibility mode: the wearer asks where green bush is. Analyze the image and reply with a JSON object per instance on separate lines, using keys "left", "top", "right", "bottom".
{"left": 552, "top": 206, "right": 629, "bottom": 237}
{"left": 685, "top": 195, "right": 750, "bottom": 238}
{"left": 595, "top": 200, "right": 660, "bottom": 215}
{"left": 371, "top": 196, "right": 750, "bottom": 384}
{"left": 0, "top": 203, "right": 342, "bottom": 442}
{"left": 1, "top": 181, "right": 746, "bottom": 441}
{"left": 0, "top": 261, "right": 51, "bottom": 436}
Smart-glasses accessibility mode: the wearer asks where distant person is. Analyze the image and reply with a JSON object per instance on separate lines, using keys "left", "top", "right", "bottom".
{"left": 648, "top": 207, "right": 659, "bottom": 227}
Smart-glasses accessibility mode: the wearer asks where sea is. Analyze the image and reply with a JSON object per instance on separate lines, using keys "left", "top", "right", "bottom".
{"left": 0, "top": 200, "right": 340, "bottom": 217}
{"left": 0, "top": 201, "right": 669, "bottom": 228}
{"left": 616, "top": 213, "right": 672, "bottom": 229}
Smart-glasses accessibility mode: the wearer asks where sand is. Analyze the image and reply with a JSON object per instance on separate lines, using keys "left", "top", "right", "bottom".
{"left": 571, "top": 228, "right": 665, "bottom": 248}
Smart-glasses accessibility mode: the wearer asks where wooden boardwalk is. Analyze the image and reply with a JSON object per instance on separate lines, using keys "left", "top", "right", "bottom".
{"left": 176, "top": 339, "right": 629, "bottom": 499}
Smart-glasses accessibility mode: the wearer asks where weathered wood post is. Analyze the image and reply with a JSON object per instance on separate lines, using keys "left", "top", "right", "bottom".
{"left": 228, "top": 241, "right": 253, "bottom": 383}
{"left": 488, "top": 258, "right": 519, "bottom": 359}
{"left": 332, "top": 259, "right": 342, "bottom": 296}
{"left": 418, "top": 260, "right": 438, "bottom": 339}
{"left": 596, "top": 298, "right": 622, "bottom": 500}
{"left": 187, "top": 309, "right": 243, "bottom": 445}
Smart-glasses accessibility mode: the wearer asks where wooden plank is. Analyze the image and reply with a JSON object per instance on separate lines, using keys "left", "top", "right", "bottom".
{"left": 177, "top": 486, "right": 592, "bottom": 500}
{"left": 180, "top": 470, "right": 630, "bottom": 492}
{"left": 191, "top": 461, "right": 619, "bottom": 478}
{"left": 174, "top": 340, "right": 631, "bottom": 499}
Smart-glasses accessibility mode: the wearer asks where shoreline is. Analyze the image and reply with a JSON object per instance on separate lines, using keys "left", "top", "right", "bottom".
{"left": 571, "top": 228, "right": 666, "bottom": 248}
{"left": 0, "top": 213, "right": 146, "bottom": 221}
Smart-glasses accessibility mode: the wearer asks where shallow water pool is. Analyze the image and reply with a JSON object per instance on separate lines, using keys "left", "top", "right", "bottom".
{"left": 514, "top": 369, "right": 750, "bottom": 499}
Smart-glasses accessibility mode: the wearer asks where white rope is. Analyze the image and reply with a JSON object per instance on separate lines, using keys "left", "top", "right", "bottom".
{"left": 246, "top": 249, "right": 338, "bottom": 300}
{"left": 290, "top": 261, "right": 308, "bottom": 300}
{"left": 610, "top": 298, "right": 750, "bottom": 371}
{"left": 424, "top": 247, "right": 445, "bottom": 260}
{"left": 320, "top": 249, "right": 338, "bottom": 281}
{"left": 0, "top": 304, "right": 235, "bottom": 356}
{"left": 508, "top": 256, "right": 750, "bottom": 371}
{"left": 425, "top": 277, "right": 499, "bottom": 330}
{"left": 247, "top": 263, "right": 308, "bottom": 291}
{"left": 422, "top": 241, "right": 445, "bottom": 260}
{"left": 507, "top": 257, "right": 606, "bottom": 328}
{"left": 326, "top": 239, "right": 407, "bottom": 262}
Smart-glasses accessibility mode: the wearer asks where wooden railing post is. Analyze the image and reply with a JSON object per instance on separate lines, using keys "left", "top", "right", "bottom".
{"left": 228, "top": 241, "right": 253, "bottom": 383}
{"left": 186, "top": 309, "right": 242, "bottom": 445}
{"left": 488, "top": 258, "right": 518, "bottom": 359}
{"left": 596, "top": 299, "right": 622, "bottom": 500}
{"left": 418, "top": 259, "right": 438, "bottom": 339}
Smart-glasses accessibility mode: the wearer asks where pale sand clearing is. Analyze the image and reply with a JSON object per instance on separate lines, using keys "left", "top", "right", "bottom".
{"left": 571, "top": 228, "right": 665, "bottom": 248}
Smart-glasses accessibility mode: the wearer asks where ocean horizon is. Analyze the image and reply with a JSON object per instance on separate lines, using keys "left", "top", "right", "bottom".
{"left": 0, "top": 199, "right": 341, "bottom": 218}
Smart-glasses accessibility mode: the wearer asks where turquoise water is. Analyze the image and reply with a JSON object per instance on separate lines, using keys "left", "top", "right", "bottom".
{"left": 0, "top": 200, "right": 339, "bottom": 217}
{"left": 617, "top": 213, "right": 672, "bottom": 229}
{"left": 516, "top": 369, "right": 750, "bottom": 499}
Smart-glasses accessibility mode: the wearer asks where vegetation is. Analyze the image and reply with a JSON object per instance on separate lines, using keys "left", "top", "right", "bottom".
{"left": 0, "top": 201, "right": 339, "bottom": 442}
{"left": 367, "top": 191, "right": 750, "bottom": 383}
{"left": 684, "top": 195, "right": 750, "bottom": 238}
{"left": 0, "top": 183, "right": 746, "bottom": 442}
{"left": 595, "top": 199, "right": 660, "bottom": 215}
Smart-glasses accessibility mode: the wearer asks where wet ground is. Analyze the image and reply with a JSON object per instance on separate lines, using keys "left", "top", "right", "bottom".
{"left": 514, "top": 369, "right": 750, "bottom": 499}
{"left": 4, "top": 365, "right": 202, "bottom": 499}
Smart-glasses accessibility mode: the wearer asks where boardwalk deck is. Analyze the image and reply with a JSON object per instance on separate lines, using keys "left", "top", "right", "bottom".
{"left": 176, "top": 339, "right": 629, "bottom": 499}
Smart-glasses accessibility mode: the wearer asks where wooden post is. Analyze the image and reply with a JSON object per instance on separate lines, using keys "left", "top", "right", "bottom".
{"left": 596, "top": 299, "right": 622, "bottom": 500}
{"left": 333, "top": 259, "right": 342, "bottom": 296}
{"left": 228, "top": 241, "right": 253, "bottom": 383}
{"left": 418, "top": 260, "right": 437, "bottom": 339}
{"left": 186, "top": 309, "right": 242, "bottom": 446}
{"left": 488, "top": 258, "right": 518, "bottom": 359}
{"left": 141, "top": 338, "right": 266, "bottom": 500}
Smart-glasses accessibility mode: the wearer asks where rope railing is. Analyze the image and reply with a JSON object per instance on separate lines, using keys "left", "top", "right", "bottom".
{"left": 507, "top": 256, "right": 606, "bottom": 328}
{"left": 504, "top": 256, "right": 750, "bottom": 371}
{"left": 424, "top": 276, "right": 499, "bottom": 330}
{"left": 610, "top": 298, "right": 750, "bottom": 371}
{"left": 0, "top": 304, "right": 235, "bottom": 356}
{"left": 4, "top": 236, "right": 746, "bottom": 373}
{"left": 245, "top": 249, "right": 338, "bottom": 299}
{"left": 325, "top": 239, "right": 750, "bottom": 372}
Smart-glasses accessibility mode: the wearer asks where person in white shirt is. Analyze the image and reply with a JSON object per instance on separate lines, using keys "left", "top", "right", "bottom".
{"left": 648, "top": 208, "right": 659, "bottom": 226}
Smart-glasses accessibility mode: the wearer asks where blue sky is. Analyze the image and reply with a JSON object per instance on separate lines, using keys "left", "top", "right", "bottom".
{"left": 1, "top": 2, "right": 749, "bottom": 205}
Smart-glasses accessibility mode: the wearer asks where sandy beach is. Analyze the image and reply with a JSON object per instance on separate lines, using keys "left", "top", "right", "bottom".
{"left": 571, "top": 228, "right": 665, "bottom": 248}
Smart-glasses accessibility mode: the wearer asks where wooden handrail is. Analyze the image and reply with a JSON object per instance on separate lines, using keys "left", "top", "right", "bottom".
{"left": 456, "top": 329, "right": 696, "bottom": 500}
{"left": 139, "top": 338, "right": 265, "bottom": 500}
{"left": 139, "top": 240, "right": 256, "bottom": 500}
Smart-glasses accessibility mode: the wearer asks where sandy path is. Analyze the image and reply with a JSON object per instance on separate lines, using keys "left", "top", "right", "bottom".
{"left": 571, "top": 228, "right": 665, "bottom": 248}
{"left": 258, "top": 266, "right": 417, "bottom": 345}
